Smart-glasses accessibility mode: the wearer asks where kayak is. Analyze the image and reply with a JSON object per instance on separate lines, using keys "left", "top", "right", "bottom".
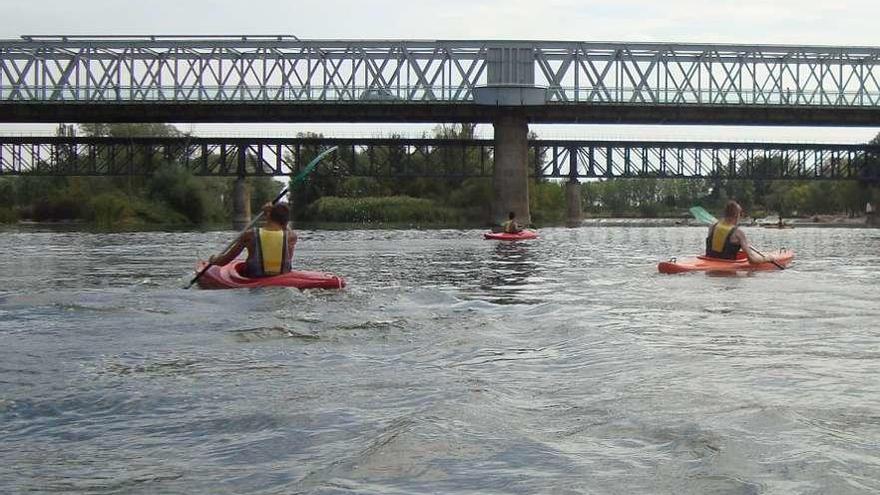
{"left": 195, "top": 261, "right": 345, "bottom": 290}
{"left": 657, "top": 250, "right": 794, "bottom": 274}
{"left": 483, "top": 230, "right": 538, "bottom": 241}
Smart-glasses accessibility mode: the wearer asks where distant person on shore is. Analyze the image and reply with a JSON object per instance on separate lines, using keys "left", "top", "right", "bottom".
{"left": 502, "top": 211, "right": 523, "bottom": 234}
{"left": 706, "top": 200, "right": 780, "bottom": 264}
{"left": 210, "top": 202, "right": 297, "bottom": 277}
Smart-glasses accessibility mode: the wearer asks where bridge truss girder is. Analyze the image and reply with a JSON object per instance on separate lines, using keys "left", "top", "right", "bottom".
{"left": 1, "top": 137, "right": 878, "bottom": 181}
{"left": 1, "top": 37, "right": 880, "bottom": 109}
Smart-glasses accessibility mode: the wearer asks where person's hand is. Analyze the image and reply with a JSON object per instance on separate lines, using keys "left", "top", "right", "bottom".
{"left": 209, "top": 255, "right": 217, "bottom": 264}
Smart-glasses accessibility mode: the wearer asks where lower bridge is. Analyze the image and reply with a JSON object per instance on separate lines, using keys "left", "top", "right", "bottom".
{"left": 2, "top": 136, "right": 878, "bottom": 225}
{"left": 2, "top": 136, "right": 877, "bottom": 180}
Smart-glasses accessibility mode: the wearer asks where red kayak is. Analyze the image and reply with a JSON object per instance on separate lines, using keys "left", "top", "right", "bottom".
{"left": 658, "top": 250, "right": 794, "bottom": 274}
{"left": 195, "top": 261, "right": 345, "bottom": 290}
{"left": 483, "top": 229, "right": 538, "bottom": 241}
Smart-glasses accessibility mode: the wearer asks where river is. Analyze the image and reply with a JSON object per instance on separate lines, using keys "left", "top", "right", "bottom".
{"left": 1, "top": 224, "right": 878, "bottom": 493}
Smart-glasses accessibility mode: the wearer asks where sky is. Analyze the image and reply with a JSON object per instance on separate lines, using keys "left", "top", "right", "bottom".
{"left": 1, "top": 0, "right": 878, "bottom": 143}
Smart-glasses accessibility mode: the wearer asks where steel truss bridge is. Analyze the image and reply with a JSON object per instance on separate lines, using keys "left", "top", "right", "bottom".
{"left": 2, "top": 36, "right": 880, "bottom": 125}
{"left": 2, "top": 136, "right": 877, "bottom": 181}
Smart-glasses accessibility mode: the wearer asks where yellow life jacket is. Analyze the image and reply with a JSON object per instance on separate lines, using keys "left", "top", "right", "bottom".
{"left": 246, "top": 227, "right": 291, "bottom": 277}
{"left": 705, "top": 221, "right": 741, "bottom": 259}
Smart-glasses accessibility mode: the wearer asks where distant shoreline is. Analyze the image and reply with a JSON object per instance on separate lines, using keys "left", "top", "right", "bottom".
{"left": 2, "top": 215, "right": 875, "bottom": 232}
{"left": 580, "top": 216, "right": 873, "bottom": 228}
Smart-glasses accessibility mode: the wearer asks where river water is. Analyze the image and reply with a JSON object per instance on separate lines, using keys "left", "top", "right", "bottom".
{"left": 1, "top": 224, "right": 878, "bottom": 494}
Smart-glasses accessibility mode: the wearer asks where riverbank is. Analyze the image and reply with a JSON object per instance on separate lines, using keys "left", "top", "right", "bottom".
{"left": 581, "top": 215, "right": 875, "bottom": 228}
{"left": 3, "top": 215, "right": 876, "bottom": 232}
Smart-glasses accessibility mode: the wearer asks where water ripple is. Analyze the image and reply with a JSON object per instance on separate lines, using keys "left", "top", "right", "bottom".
{"left": 0, "top": 225, "right": 878, "bottom": 493}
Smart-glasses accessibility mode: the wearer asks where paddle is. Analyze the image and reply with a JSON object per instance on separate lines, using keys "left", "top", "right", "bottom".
{"left": 688, "top": 206, "right": 786, "bottom": 270}
{"left": 184, "top": 146, "right": 338, "bottom": 289}
{"left": 688, "top": 206, "right": 718, "bottom": 226}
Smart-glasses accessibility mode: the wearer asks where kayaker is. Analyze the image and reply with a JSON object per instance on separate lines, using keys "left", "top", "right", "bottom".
{"left": 706, "top": 200, "right": 779, "bottom": 264}
{"left": 209, "top": 202, "right": 297, "bottom": 277}
{"left": 502, "top": 211, "right": 523, "bottom": 234}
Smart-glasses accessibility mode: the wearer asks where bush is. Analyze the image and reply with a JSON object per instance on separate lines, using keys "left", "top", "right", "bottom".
{"left": 148, "top": 165, "right": 208, "bottom": 223}
{"left": 0, "top": 207, "right": 18, "bottom": 223}
{"left": 306, "top": 195, "right": 462, "bottom": 224}
{"left": 530, "top": 181, "right": 566, "bottom": 224}
{"left": 0, "top": 179, "right": 14, "bottom": 208}
{"left": 31, "top": 195, "right": 84, "bottom": 221}
{"left": 89, "top": 193, "right": 134, "bottom": 227}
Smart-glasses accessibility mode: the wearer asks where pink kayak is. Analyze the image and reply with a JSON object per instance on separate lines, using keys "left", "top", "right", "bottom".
{"left": 483, "top": 229, "right": 538, "bottom": 241}
{"left": 658, "top": 250, "right": 794, "bottom": 274}
{"left": 195, "top": 261, "right": 345, "bottom": 290}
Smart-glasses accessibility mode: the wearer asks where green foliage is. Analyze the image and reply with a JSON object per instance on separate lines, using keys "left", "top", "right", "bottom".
{"left": 338, "top": 177, "right": 389, "bottom": 198}
{"left": 530, "top": 181, "right": 566, "bottom": 223}
{"left": 447, "top": 178, "right": 493, "bottom": 221}
{"left": 4, "top": 125, "right": 879, "bottom": 227}
{"left": 307, "top": 196, "right": 462, "bottom": 224}
{"left": 31, "top": 193, "right": 86, "bottom": 221}
{"left": 0, "top": 178, "right": 14, "bottom": 207}
{"left": 0, "top": 207, "right": 17, "bottom": 223}
{"left": 79, "top": 122, "right": 183, "bottom": 138}
{"left": 147, "top": 165, "right": 214, "bottom": 223}
{"left": 584, "top": 178, "right": 715, "bottom": 217}
{"left": 249, "top": 177, "right": 284, "bottom": 211}
{"left": 89, "top": 192, "right": 134, "bottom": 227}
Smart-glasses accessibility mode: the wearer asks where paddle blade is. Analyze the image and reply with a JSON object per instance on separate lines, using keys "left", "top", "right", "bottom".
{"left": 291, "top": 146, "right": 339, "bottom": 185}
{"left": 689, "top": 206, "right": 718, "bottom": 225}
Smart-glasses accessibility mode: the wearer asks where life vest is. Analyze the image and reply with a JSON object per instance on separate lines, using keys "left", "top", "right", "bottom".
{"left": 502, "top": 219, "right": 518, "bottom": 233}
{"left": 705, "top": 221, "right": 741, "bottom": 259}
{"left": 245, "top": 227, "right": 291, "bottom": 277}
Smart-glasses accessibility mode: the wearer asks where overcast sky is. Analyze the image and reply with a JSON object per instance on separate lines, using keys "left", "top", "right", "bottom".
{"left": 2, "top": 0, "right": 878, "bottom": 143}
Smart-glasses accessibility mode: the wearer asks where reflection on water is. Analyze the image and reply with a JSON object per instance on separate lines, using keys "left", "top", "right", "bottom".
{"left": 0, "top": 225, "right": 879, "bottom": 493}
{"left": 478, "top": 242, "right": 539, "bottom": 304}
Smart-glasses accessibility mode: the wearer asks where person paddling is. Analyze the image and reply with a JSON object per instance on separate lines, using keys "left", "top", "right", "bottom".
{"left": 502, "top": 211, "right": 523, "bottom": 234}
{"left": 210, "top": 202, "right": 297, "bottom": 277}
{"left": 706, "top": 200, "right": 780, "bottom": 264}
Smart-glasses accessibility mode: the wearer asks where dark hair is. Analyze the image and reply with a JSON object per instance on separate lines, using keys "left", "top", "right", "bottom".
{"left": 508, "top": 211, "right": 516, "bottom": 220}
{"left": 268, "top": 203, "right": 290, "bottom": 225}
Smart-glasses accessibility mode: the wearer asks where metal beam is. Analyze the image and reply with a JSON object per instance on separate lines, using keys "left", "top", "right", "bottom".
{"left": 1, "top": 135, "right": 877, "bottom": 181}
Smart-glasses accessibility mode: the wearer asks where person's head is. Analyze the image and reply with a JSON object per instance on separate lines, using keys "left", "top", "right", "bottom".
{"left": 268, "top": 203, "right": 290, "bottom": 226}
{"left": 723, "top": 200, "right": 742, "bottom": 222}
{"left": 508, "top": 211, "right": 516, "bottom": 220}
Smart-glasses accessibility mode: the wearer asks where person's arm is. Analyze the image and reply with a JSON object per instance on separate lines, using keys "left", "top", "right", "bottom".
{"left": 210, "top": 231, "right": 250, "bottom": 266}
{"left": 735, "top": 229, "right": 775, "bottom": 264}
{"left": 287, "top": 229, "right": 298, "bottom": 257}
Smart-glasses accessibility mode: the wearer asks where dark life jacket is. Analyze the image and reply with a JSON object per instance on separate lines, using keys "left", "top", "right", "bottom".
{"left": 245, "top": 227, "right": 291, "bottom": 277}
{"left": 705, "top": 222, "right": 741, "bottom": 259}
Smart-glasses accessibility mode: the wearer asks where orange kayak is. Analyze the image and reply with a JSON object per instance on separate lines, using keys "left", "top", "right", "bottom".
{"left": 483, "top": 229, "right": 538, "bottom": 241}
{"left": 195, "top": 261, "right": 345, "bottom": 290}
{"left": 658, "top": 250, "right": 794, "bottom": 274}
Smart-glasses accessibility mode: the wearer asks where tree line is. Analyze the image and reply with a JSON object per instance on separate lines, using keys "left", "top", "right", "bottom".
{"left": 582, "top": 134, "right": 880, "bottom": 219}
{"left": 1, "top": 124, "right": 877, "bottom": 227}
{"left": 0, "top": 123, "right": 280, "bottom": 227}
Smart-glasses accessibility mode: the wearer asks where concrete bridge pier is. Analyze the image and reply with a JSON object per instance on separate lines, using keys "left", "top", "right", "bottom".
{"left": 232, "top": 176, "right": 251, "bottom": 230}
{"left": 566, "top": 179, "right": 582, "bottom": 227}
{"left": 491, "top": 112, "right": 531, "bottom": 226}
